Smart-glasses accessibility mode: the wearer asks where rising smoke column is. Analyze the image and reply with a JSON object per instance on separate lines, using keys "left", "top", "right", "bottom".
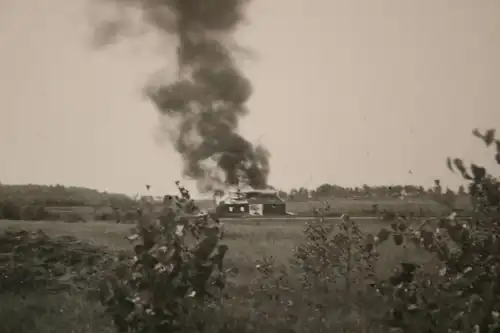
{"left": 95, "top": 0, "right": 270, "bottom": 192}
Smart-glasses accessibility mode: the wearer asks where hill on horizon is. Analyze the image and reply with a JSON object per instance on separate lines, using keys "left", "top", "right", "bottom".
{"left": 0, "top": 183, "right": 134, "bottom": 206}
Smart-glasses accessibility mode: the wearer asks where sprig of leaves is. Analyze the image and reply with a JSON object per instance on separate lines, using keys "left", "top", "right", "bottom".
{"left": 99, "top": 183, "right": 227, "bottom": 333}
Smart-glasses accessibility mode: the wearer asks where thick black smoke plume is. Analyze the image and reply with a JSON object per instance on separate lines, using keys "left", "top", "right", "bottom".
{"left": 93, "top": 0, "right": 270, "bottom": 192}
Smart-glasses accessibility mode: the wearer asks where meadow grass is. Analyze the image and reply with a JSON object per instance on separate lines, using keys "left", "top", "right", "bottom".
{"left": 0, "top": 217, "right": 432, "bottom": 332}
{"left": 0, "top": 291, "right": 114, "bottom": 333}
{"left": 0, "top": 217, "right": 430, "bottom": 278}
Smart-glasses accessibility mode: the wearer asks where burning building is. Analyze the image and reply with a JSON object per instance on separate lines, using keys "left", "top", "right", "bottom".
{"left": 214, "top": 187, "right": 286, "bottom": 217}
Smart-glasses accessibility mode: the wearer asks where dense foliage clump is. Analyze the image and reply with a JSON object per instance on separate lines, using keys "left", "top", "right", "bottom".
{"left": 98, "top": 182, "right": 228, "bottom": 333}
{"left": 250, "top": 214, "right": 385, "bottom": 332}
{"left": 370, "top": 129, "right": 500, "bottom": 333}
{"left": 0, "top": 229, "right": 113, "bottom": 294}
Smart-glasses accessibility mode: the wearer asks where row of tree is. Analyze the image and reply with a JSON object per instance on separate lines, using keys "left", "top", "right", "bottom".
{"left": 0, "top": 184, "right": 135, "bottom": 208}
{"left": 278, "top": 182, "right": 467, "bottom": 201}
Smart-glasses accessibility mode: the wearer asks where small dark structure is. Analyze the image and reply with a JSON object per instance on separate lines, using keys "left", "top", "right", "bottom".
{"left": 214, "top": 188, "right": 287, "bottom": 217}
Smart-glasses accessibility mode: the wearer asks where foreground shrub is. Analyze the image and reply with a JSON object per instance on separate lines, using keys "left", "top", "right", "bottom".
{"left": 98, "top": 183, "right": 228, "bottom": 333}
{"left": 248, "top": 214, "right": 386, "bottom": 333}
{"left": 0, "top": 228, "right": 113, "bottom": 294}
{"left": 372, "top": 129, "right": 500, "bottom": 333}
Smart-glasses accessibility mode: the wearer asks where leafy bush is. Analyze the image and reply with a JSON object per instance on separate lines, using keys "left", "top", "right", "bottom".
{"left": 21, "top": 204, "right": 50, "bottom": 221}
{"left": 0, "top": 201, "right": 22, "bottom": 220}
{"left": 98, "top": 182, "right": 228, "bottom": 333}
{"left": 370, "top": 129, "right": 500, "bottom": 333}
{"left": 0, "top": 228, "right": 113, "bottom": 294}
{"left": 245, "top": 213, "right": 386, "bottom": 333}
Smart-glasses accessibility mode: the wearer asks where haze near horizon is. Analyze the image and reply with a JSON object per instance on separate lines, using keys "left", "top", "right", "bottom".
{"left": 0, "top": 0, "right": 499, "bottom": 196}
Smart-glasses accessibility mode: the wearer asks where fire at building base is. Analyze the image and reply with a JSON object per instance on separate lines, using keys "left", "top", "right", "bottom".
{"left": 213, "top": 187, "right": 287, "bottom": 217}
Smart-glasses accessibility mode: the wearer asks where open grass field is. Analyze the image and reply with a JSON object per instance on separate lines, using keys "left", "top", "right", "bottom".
{"left": 0, "top": 217, "right": 431, "bottom": 281}
{"left": 0, "top": 216, "right": 436, "bottom": 333}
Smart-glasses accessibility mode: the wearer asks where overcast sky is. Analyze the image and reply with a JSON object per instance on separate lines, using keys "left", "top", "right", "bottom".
{"left": 0, "top": 0, "right": 499, "bottom": 196}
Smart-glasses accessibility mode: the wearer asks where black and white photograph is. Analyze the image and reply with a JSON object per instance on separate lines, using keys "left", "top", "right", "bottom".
{"left": 1, "top": 1, "right": 500, "bottom": 332}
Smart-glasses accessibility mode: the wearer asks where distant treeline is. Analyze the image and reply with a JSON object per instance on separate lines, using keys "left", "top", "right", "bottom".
{"left": 0, "top": 182, "right": 468, "bottom": 206}
{"left": 0, "top": 200, "right": 128, "bottom": 222}
{"left": 0, "top": 184, "right": 135, "bottom": 207}
{"left": 278, "top": 182, "right": 467, "bottom": 202}
{"left": 0, "top": 184, "right": 137, "bottom": 222}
